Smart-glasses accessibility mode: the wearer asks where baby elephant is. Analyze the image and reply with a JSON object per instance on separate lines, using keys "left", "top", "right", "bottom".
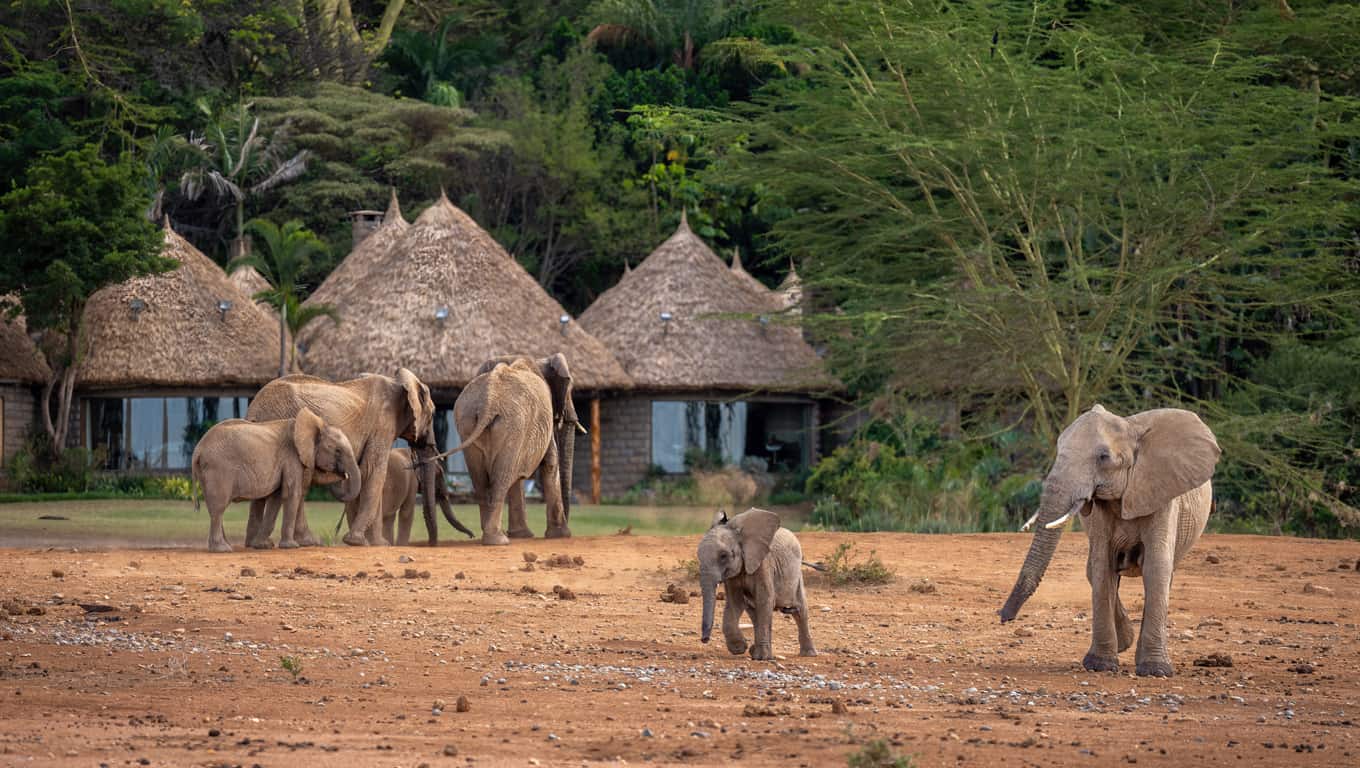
{"left": 192, "top": 407, "right": 360, "bottom": 552}
{"left": 698, "top": 508, "right": 817, "bottom": 660}
{"left": 380, "top": 447, "right": 475, "bottom": 545}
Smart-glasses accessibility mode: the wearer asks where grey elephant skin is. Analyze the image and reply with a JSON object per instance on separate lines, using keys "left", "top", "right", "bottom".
{"left": 245, "top": 369, "right": 436, "bottom": 547}
{"left": 698, "top": 508, "right": 817, "bottom": 660}
{"left": 446, "top": 354, "right": 582, "bottom": 546}
{"left": 1000, "top": 404, "right": 1220, "bottom": 677}
{"left": 380, "top": 447, "right": 474, "bottom": 546}
{"left": 192, "top": 407, "right": 360, "bottom": 552}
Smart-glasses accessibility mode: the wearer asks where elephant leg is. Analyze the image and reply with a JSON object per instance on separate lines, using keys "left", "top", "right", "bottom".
{"left": 278, "top": 483, "right": 302, "bottom": 549}
{"left": 291, "top": 490, "right": 320, "bottom": 547}
{"left": 1083, "top": 542, "right": 1120, "bottom": 672}
{"left": 396, "top": 489, "right": 414, "bottom": 547}
{"left": 1114, "top": 577, "right": 1135, "bottom": 653}
{"left": 480, "top": 472, "right": 512, "bottom": 547}
{"left": 205, "top": 483, "right": 233, "bottom": 553}
{"left": 251, "top": 495, "right": 282, "bottom": 549}
{"left": 506, "top": 481, "right": 534, "bottom": 539}
{"left": 344, "top": 457, "right": 388, "bottom": 547}
{"left": 383, "top": 511, "right": 396, "bottom": 549}
{"left": 749, "top": 577, "right": 775, "bottom": 661}
{"left": 245, "top": 498, "right": 264, "bottom": 547}
{"left": 539, "top": 439, "right": 570, "bottom": 539}
{"left": 1135, "top": 540, "right": 1176, "bottom": 677}
{"left": 793, "top": 582, "right": 817, "bottom": 657}
{"left": 722, "top": 589, "right": 748, "bottom": 656}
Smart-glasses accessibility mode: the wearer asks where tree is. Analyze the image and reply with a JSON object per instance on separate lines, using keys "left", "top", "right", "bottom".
{"left": 0, "top": 144, "right": 171, "bottom": 458}
{"left": 585, "top": 0, "right": 746, "bottom": 70}
{"left": 178, "top": 100, "right": 311, "bottom": 260}
{"left": 706, "top": 0, "right": 1360, "bottom": 522}
{"left": 229, "top": 218, "right": 337, "bottom": 377}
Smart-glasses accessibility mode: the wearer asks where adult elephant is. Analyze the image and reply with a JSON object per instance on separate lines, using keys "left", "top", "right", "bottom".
{"left": 444, "top": 354, "right": 583, "bottom": 546}
{"left": 999, "top": 404, "right": 1220, "bottom": 677}
{"left": 245, "top": 369, "right": 436, "bottom": 547}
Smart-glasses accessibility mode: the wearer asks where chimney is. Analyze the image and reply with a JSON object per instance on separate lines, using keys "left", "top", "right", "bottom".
{"left": 347, "top": 209, "right": 385, "bottom": 248}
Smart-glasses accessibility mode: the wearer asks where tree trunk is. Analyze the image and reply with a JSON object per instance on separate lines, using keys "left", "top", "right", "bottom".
{"left": 279, "top": 301, "right": 287, "bottom": 378}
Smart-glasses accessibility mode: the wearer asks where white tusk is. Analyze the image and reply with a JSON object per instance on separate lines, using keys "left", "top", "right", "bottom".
{"left": 1044, "top": 510, "right": 1074, "bottom": 530}
{"left": 1020, "top": 511, "right": 1039, "bottom": 532}
{"left": 575, "top": 422, "right": 588, "bottom": 435}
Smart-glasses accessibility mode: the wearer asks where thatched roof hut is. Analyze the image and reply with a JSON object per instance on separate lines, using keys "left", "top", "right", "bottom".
{"left": 777, "top": 263, "right": 802, "bottom": 316}
{"left": 76, "top": 224, "right": 285, "bottom": 389}
{"left": 578, "top": 213, "right": 834, "bottom": 393}
{"left": 729, "top": 249, "right": 770, "bottom": 297}
{"left": 228, "top": 264, "right": 272, "bottom": 302}
{"left": 299, "top": 193, "right": 631, "bottom": 391}
{"left": 0, "top": 306, "right": 50, "bottom": 383}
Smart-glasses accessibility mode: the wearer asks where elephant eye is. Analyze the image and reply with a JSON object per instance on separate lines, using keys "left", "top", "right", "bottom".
{"left": 1097, "top": 448, "right": 1113, "bottom": 464}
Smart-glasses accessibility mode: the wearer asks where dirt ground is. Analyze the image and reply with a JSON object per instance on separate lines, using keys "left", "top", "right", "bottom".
{"left": 0, "top": 531, "right": 1356, "bottom": 767}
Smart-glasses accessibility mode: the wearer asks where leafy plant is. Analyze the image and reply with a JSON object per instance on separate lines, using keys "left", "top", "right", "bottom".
{"left": 822, "top": 542, "right": 893, "bottom": 586}
{"left": 846, "top": 738, "right": 913, "bottom": 768}
{"left": 279, "top": 655, "right": 302, "bottom": 681}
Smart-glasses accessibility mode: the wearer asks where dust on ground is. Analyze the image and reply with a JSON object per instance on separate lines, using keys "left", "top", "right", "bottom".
{"left": 0, "top": 532, "right": 1356, "bottom": 766}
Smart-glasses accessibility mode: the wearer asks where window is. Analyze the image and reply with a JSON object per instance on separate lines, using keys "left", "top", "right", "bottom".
{"left": 87, "top": 396, "right": 250, "bottom": 471}
{"left": 650, "top": 401, "right": 748, "bottom": 473}
{"left": 394, "top": 406, "right": 470, "bottom": 491}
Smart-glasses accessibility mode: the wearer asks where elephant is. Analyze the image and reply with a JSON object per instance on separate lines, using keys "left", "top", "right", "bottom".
{"left": 244, "top": 369, "right": 436, "bottom": 547}
{"left": 698, "top": 508, "right": 817, "bottom": 660}
{"left": 379, "top": 446, "right": 474, "bottom": 546}
{"left": 443, "top": 354, "right": 583, "bottom": 546}
{"left": 192, "top": 407, "right": 361, "bottom": 552}
{"left": 999, "top": 404, "right": 1220, "bottom": 677}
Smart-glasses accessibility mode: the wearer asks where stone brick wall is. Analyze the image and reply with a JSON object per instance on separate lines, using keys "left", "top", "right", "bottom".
{"left": 572, "top": 394, "right": 652, "bottom": 501}
{"left": 1, "top": 383, "right": 39, "bottom": 474}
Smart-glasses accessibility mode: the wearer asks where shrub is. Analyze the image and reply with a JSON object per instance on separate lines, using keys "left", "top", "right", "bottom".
{"left": 847, "top": 739, "right": 914, "bottom": 768}
{"left": 822, "top": 542, "right": 894, "bottom": 586}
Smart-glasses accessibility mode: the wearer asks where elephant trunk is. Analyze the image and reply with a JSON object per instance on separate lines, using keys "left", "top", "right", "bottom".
{"left": 999, "top": 475, "right": 1087, "bottom": 623}
{"left": 700, "top": 573, "right": 718, "bottom": 643}
{"left": 338, "top": 452, "right": 362, "bottom": 503}
{"left": 417, "top": 447, "right": 441, "bottom": 546}
{"left": 557, "top": 420, "right": 576, "bottom": 522}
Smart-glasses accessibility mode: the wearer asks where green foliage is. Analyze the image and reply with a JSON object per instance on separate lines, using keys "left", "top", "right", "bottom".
{"left": 5, "top": 442, "right": 103, "bottom": 494}
{"left": 610, "top": 473, "right": 700, "bottom": 505}
{"left": 807, "top": 412, "right": 1042, "bottom": 533}
{"left": 846, "top": 738, "right": 914, "bottom": 768}
{"left": 822, "top": 542, "right": 894, "bottom": 587}
{"left": 279, "top": 655, "right": 302, "bottom": 681}
{"left": 94, "top": 475, "right": 194, "bottom": 500}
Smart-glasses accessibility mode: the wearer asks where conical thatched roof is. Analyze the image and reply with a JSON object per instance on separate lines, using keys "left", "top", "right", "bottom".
{"left": 579, "top": 214, "right": 835, "bottom": 393}
{"left": 0, "top": 303, "right": 50, "bottom": 383}
{"left": 77, "top": 225, "right": 285, "bottom": 389}
{"left": 729, "top": 249, "right": 769, "bottom": 297}
{"left": 299, "top": 194, "right": 631, "bottom": 390}
{"left": 777, "top": 263, "right": 802, "bottom": 316}
{"left": 228, "top": 264, "right": 271, "bottom": 302}
{"left": 305, "top": 189, "right": 408, "bottom": 309}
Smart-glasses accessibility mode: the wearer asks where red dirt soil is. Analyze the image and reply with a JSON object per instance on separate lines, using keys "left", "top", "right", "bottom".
{"left": 0, "top": 532, "right": 1356, "bottom": 767}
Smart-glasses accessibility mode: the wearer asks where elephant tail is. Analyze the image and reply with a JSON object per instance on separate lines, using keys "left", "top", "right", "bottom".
{"left": 802, "top": 560, "right": 827, "bottom": 572}
{"left": 435, "top": 410, "right": 497, "bottom": 461}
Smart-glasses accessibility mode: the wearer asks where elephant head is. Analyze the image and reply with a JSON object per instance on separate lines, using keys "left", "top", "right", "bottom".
{"left": 697, "top": 508, "right": 781, "bottom": 644}
{"left": 475, "top": 353, "right": 583, "bottom": 522}
{"left": 396, "top": 367, "right": 437, "bottom": 446}
{"left": 999, "top": 405, "right": 1220, "bottom": 622}
{"left": 294, "top": 407, "right": 361, "bottom": 502}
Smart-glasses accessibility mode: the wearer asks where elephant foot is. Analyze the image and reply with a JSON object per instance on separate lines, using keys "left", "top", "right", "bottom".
{"left": 544, "top": 525, "right": 572, "bottom": 539}
{"left": 749, "top": 642, "right": 774, "bottom": 661}
{"left": 296, "top": 532, "right": 322, "bottom": 547}
{"left": 248, "top": 539, "right": 275, "bottom": 550}
{"left": 208, "top": 541, "right": 233, "bottom": 554}
{"left": 799, "top": 647, "right": 818, "bottom": 657}
{"left": 1082, "top": 653, "right": 1120, "bottom": 673}
{"left": 481, "top": 531, "right": 511, "bottom": 546}
{"left": 1136, "top": 660, "right": 1174, "bottom": 678}
{"left": 725, "top": 635, "right": 748, "bottom": 656}
{"left": 507, "top": 527, "right": 535, "bottom": 539}
{"left": 341, "top": 531, "right": 369, "bottom": 546}
{"left": 278, "top": 539, "right": 299, "bottom": 549}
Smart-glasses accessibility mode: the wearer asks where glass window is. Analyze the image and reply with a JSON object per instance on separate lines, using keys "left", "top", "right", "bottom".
{"left": 650, "top": 401, "right": 748, "bottom": 473}
{"left": 87, "top": 396, "right": 251, "bottom": 471}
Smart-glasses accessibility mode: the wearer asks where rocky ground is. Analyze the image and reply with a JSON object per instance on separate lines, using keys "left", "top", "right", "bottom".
{"left": 0, "top": 531, "right": 1356, "bottom": 766}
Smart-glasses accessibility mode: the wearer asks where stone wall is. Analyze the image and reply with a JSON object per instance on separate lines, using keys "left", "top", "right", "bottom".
{"left": 572, "top": 394, "right": 652, "bottom": 501}
{"left": 0, "top": 383, "right": 39, "bottom": 477}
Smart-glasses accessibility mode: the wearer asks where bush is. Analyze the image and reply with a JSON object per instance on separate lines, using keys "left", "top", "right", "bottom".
{"left": 847, "top": 739, "right": 914, "bottom": 768}
{"left": 806, "top": 413, "right": 1042, "bottom": 533}
{"left": 822, "top": 542, "right": 894, "bottom": 586}
{"left": 4, "top": 435, "right": 104, "bottom": 493}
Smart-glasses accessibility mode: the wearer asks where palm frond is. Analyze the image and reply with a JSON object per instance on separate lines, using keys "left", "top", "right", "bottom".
{"left": 249, "top": 150, "right": 311, "bottom": 195}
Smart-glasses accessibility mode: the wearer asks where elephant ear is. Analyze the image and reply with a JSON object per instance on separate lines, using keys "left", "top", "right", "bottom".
{"left": 710, "top": 508, "right": 728, "bottom": 528}
{"left": 1121, "top": 408, "right": 1220, "bottom": 520}
{"left": 397, "top": 368, "right": 434, "bottom": 442}
{"left": 538, "top": 353, "right": 578, "bottom": 428}
{"left": 730, "top": 508, "right": 781, "bottom": 575}
{"left": 476, "top": 356, "right": 515, "bottom": 377}
{"left": 292, "top": 407, "right": 324, "bottom": 470}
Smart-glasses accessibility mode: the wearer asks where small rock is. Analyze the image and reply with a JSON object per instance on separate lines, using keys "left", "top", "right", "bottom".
{"left": 1193, "top": 653, "right": 1234, "bottom": 668}
{"left": 640, "top": 728, "right": 654, "bottom": 737}
{"left": 403, "top": 568, "right": 420, "bottom": 579}
{"left": 1289, "top": 663, "right": 1315, "bottom": 674}
{"left": 239, "top": 567, "right": 256, "bottom": 577}
{"left": 909, "top": 579, "right": 937, "bottom": 594}
{"left": 1303, "top": 583, "right": 1333, "bottom": 595}
{"left": 419, "top": 570, "right": 431, "bottom": 579}
{"left": 520, "top": 585, "right": 538, "bottom": 594}
{"left": 454, "top": 572, "right": 466, "bottom": 580}
{"left": 1179, "top": 630, "right": 1195, "bottom": 640}
{"left": 208, "top": 729, "right": 220, "bottom": 737}
{"left": 522, "top": 552, "right": 538, "bottom": 563}
{"left": 831, "top": 700, "right": 849, "bottom": 715}
{"left": 442, "top": 744, "right": 459, "bottom": 756}
{"left": 455, "top": 695, "right": 470, "bottom": 712}
{"left": 1014, "top": 627, "right": 1034, "bottom": 638}
{"left": 553, "top": 585, "right": 576, "bottom": 601}
{"left": 433, "top": 699, "right": 445, "bottom": 711}
{"left": 399, "top": 555, "right": 414, "bottom": 563}
{"left": 1206, "top": 554, "right": 1221, "bottom": 564}
{"left": 51, "top": 569, "right": 64, "bottom": 578}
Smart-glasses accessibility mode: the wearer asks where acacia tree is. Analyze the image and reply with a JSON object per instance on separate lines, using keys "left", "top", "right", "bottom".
{"left": 708, "top": 0, "right": 1360, "bottom": 522}
{"left": 0, "top": 145, "right": 170, "bottom": 458}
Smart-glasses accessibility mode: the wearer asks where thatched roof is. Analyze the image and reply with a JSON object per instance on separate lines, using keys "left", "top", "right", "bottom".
{"left": 729, "top": 249, "right": 770, "bottom": 297}
{"left": 0, "top": 303, "right": 50, "bottom": 384}
{"left": 76, "top": 224, "right": 285, "bottom": 389}
{"left": 299, "top": 193, "right": 631, "bottom": 390}
{"left": 229, "top": 264, "right": 271, "bottom": 302}
{"left": 777, "top": 264, "right": 802, "bottom": 316}
{"left": 305, "top": 189, "right": 409, "bottom": 309}
{"left": 578, "top": 213, "right": 835, "bottom": 393}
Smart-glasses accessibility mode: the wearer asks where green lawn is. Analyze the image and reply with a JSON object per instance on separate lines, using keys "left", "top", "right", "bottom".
{"left": 0, "top": 499, "right": 751, "bottom": 549}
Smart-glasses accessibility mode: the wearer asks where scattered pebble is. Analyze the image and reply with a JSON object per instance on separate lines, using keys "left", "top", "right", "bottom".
{"left": 1303, "top": 583, "right": 1333, "bottom": 595}
{"left": 909, "top": 579, "right": 937, "bottom": 594}
{"left": 1206, "top": 553, "right": 1221, "bottom": 564}
{"left": 442, "top": 744, "right": 458, "bottom": 756}
{"left": 239, "top": 567, "right": 256, "bottom": 577}
{"left": 51, "top": 569, "right": 64, "bottom": 578}
{"left": 399, "top": 555, "right": 414, "bottom": 563}
{"left": 1193, "top": 653, "right": 1234, "bottom": 668}
{"left": 455, "top": 695, "right": 470, "bottom": 713}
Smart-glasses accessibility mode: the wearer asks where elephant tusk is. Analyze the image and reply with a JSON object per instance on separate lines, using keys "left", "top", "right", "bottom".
{"left": 575, "top": 422, "right": 588, "bottom": 435}
{"left": 1044, "top": 510, "right": 1075, "bottom": 529}
{"left": 1020, "top": 511, "right": 1039, "bottom": 532}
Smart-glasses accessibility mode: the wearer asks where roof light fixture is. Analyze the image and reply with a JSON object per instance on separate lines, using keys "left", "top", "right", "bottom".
{"left": 129, "top": 298, "right": 146, "bottom": 317}
{"left": 217, "top": 299, "right": 233, "bottom": 320}
{"left": 435, "top": 305, "right": 450, "bottom": 323}
{"left": 559, "top": 314, "right": 570, "bottom": 335}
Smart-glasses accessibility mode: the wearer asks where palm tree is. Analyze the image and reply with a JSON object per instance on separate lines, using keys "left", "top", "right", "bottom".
{"left": 585, "top": 0, "right": 745, "bottom": 69}
{"left": 228, "top": 219, "right": 338, "bottom": 377}
{"left": 180, "top": 100, "right": 310, "bottom": 259}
